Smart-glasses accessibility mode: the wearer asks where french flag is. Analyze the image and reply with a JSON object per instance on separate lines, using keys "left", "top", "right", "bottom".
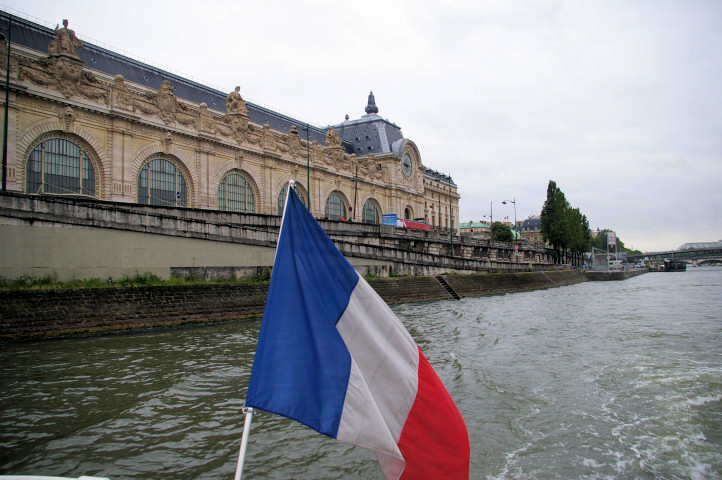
{"left": 245, "top": 185, "right": 469, "bottom": 479}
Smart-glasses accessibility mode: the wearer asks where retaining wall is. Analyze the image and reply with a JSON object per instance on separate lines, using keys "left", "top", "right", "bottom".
{"left": 583, "top": 268, "right": 648, "bottom": 281}
{"left": 0, "top": 270, "right": 588, "bottom": 340}
{"left": 0, "top": 192, "right": 557, "bottom": 281}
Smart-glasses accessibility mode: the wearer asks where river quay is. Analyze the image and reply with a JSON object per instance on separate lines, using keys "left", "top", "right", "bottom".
{"left": 0, "top": 270, "right": 588, "bottom": 340}
{"left": 584, "top": 267, "right": 649, "bottom": 281}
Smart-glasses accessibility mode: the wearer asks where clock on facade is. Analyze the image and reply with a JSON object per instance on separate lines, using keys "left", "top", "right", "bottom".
{"left": 402, "top": 154, "right": 412, "bottom": 178}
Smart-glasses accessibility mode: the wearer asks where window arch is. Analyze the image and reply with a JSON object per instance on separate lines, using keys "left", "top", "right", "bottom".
{"left": 404, "top": 207, "right": 412, "bottom": 220}
{"left": 325, "top": 193, "right": 346, "bottom": 221}
{"left": 26, "top": 137, "right": 97, "bottom": 196}
{"left": 277, "top": 182, "right": 306, "bottom": 215}
{"left": 137, "top": 157, "right": 188, "bottom": 207}
{"left": 362, "top": 199, "right": 380, "bottom": 224}
{"left": 218, "top": 172, "right": 254, "bottom": 213}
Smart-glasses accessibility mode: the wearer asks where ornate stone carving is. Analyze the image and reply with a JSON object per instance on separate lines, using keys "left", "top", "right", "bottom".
{"left": 111, "top": 74, "right": 134, "bottom": 112}
{"left": 220, "top": 87, "right": 254, "bottom": 144}
{"left": 325, "top": 126, "right": 342, "bottom": 148}
{"left": 357, "top": 158, "right": 386, "bottom": 182}
{"left": 227, "top": 115, "right": 249, "bottom": 143}
{"left": 60, "top": 105, "right": 74, "bottom": 131}
{"left": 137, "top": 80, "right": 194, "bottom": 125}
{"left": 324, "top": 147, "right": 345, "bottom": 171}
{"left": 0, "top": 35, "right": 10, "bottom": 74}
{"left": 225, "top": 86, "right": 247, "bottom": 115}
{"left": 262, "top": 124, "right": 276, "bottom": 151}
{"left": 199, "top": 103, "right": 215, "bottom": 133}
{"left": 14, "top": 21, "right": 106, "bottom": 102}
{"left": 282, "top": 125, "right": 303, "bottom": 159}
{"left": 164, "top": 131, "right": 173, "bottom": 153}
{"left": 49, "top": 56, "right": 84, "bottom": 98}
{"left": 48, "top": 20, "right": 82, "bottom": 58}
{"left": 247, "top": 124, "right": 262, "bottom": 145}
{"left": 37, "top": 55, "right": 105, "bottom": 100}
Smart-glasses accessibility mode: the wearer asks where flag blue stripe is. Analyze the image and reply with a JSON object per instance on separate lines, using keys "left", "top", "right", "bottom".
{"left": 246, "top": 187, "right": 360, "bottom": 437}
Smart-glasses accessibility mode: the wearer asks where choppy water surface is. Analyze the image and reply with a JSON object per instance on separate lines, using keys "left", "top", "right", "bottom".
{"left": 1, "top": 268, "right": 721, "bottom": 479}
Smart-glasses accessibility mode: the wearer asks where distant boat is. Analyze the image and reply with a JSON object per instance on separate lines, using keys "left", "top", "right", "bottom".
{"left": 663, "top": 260, "right": 687, "bottom": 272}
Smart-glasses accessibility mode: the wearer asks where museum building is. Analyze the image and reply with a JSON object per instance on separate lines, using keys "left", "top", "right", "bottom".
{"left": 0, "top": 11, "right": 459, "bottom": 230}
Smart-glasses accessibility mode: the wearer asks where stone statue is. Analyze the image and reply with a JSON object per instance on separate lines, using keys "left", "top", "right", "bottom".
{"left": 225, "top": 86, "right": 247, "bottom": 115}
{"left": 325, "top": 126, "right": 342, "bottom": 148}
{"left": 48, "top": 19, "right": 82, "bottom": 58}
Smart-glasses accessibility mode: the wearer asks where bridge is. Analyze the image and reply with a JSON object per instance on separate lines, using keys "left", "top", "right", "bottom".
{"left": 626, "top": 242, "right": 722, "bottom": 266}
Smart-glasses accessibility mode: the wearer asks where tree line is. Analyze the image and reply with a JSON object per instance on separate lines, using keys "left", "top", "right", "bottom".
{"left": 538, "top": 180, "right": 641, "bottom": 266}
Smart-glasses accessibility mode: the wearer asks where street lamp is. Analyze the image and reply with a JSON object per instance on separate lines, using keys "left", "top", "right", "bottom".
{"left": 503, "top": 198, "right": 517, "bottom": 261}
{"left": 502, "top": 198, "right": 517, "bottom": 235}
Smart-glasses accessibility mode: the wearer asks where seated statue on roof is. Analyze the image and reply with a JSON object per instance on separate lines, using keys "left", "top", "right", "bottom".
{"left": 225, "top": 86, "right": 248, "bottom": 115}
{"left": 325, "top": 126, "right": 342, "bottom": 148}
{"left": 48, "top": 19, "right": 82, "bottom": 58}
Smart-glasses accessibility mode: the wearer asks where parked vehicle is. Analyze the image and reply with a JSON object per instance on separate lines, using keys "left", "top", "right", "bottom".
{"left": 608, "top": 260, "right": 623, "bottom": 270}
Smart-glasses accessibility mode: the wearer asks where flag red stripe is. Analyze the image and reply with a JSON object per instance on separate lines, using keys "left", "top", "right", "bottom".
{"left": 397, "top": 348, "right": 470, "bottom": 479}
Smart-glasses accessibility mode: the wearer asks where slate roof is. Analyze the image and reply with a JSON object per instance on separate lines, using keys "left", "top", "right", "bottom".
{"left": 334, "top": 112, "right": 404, "bottom": 157}
{"left": 2, "top": 11, "right": 456, "bottom": 183}
{"left": 1, "top": 11, "right": 334, "bottom": 147}
{"left": 520, "top": 217, "right": 541, "bottom": 231}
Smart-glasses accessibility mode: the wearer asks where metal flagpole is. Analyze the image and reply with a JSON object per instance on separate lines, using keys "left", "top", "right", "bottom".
{"left": 234, "top": 407, "right": 255, "bottom": 480}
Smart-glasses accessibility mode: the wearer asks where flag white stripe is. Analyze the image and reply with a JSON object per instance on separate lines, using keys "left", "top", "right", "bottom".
{"left": 336, "top": 274, "right": 419, "bottom": 478}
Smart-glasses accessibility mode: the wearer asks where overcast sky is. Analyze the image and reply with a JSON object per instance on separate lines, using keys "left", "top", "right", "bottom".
{"left": 5, "top": 0, "right": 721, "bottom": 252}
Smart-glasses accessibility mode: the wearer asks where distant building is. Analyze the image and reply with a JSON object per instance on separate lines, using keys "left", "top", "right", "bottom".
{"left": 678, "top": 241, "right": 722, "bottom": 250}
{"left": 458, "top": 221, "right": 490, "bottom": 239}
{"left": 0, "top": 12, "right": 459, "bottom": 231}
{"left": 519, "top": 216, "right": 545, "bottom": 246}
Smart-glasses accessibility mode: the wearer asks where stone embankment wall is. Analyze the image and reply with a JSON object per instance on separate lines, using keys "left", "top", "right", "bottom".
{"left": 0, "top": 270, "right": 588, "bottom": 340}
{"left": 583, "top": 268, "right": 648, "bottom": 281}
{"left": 442, "top": 270, "right": 587, "bottom": 297}
{"left": 0, "top": 192, "right": 556, "bottom": 281}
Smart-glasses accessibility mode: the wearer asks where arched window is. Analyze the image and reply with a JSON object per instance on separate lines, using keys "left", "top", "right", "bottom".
{"left": 362, "top": 200, "right": 380, "bottom": 224}
{"left": 26, "top": 138, "right": 96, "bottom": 196}
{"left": 218, "top": 172, "right": 254, "bottom": 213}
{"left": 404, "top": 207, "right": 412, "bottom": 220}
{"left": 137, "top": 158, "right": 187, "bottom": 207}
{"left": 277, "top": 182, "right": 306, "bottom": 215}
{"left": 325, "top": 193, "right": 346, "bottom": 221}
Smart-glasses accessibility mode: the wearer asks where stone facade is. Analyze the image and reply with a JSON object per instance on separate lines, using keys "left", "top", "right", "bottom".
{"left": 0, "top": 13, "right": 460, "bottom": 231}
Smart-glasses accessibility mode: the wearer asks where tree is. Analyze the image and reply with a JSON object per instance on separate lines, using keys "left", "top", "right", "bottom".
{"left": 541, "top": 180, "right": 591, "bottom": 266}
{"left": 565, "top": 207, "right": 590, "bottom": 267}
{"left": 491, "top": 221, "right": 513, "bottom": 242}
{"left": 540, "top": 180, "right": 569, "bottom": 263}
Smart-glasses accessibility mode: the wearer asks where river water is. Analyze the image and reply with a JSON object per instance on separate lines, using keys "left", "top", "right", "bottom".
{"left": 1, "top": 268, "right": 721, "bottom": 479}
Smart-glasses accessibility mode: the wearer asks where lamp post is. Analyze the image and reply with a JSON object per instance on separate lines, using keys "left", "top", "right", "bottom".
{"left": 503, "top": 198, "right": 517, "bottom": 261}
{"left": 502, "top": 198, "right": 516, "bottom": 233}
